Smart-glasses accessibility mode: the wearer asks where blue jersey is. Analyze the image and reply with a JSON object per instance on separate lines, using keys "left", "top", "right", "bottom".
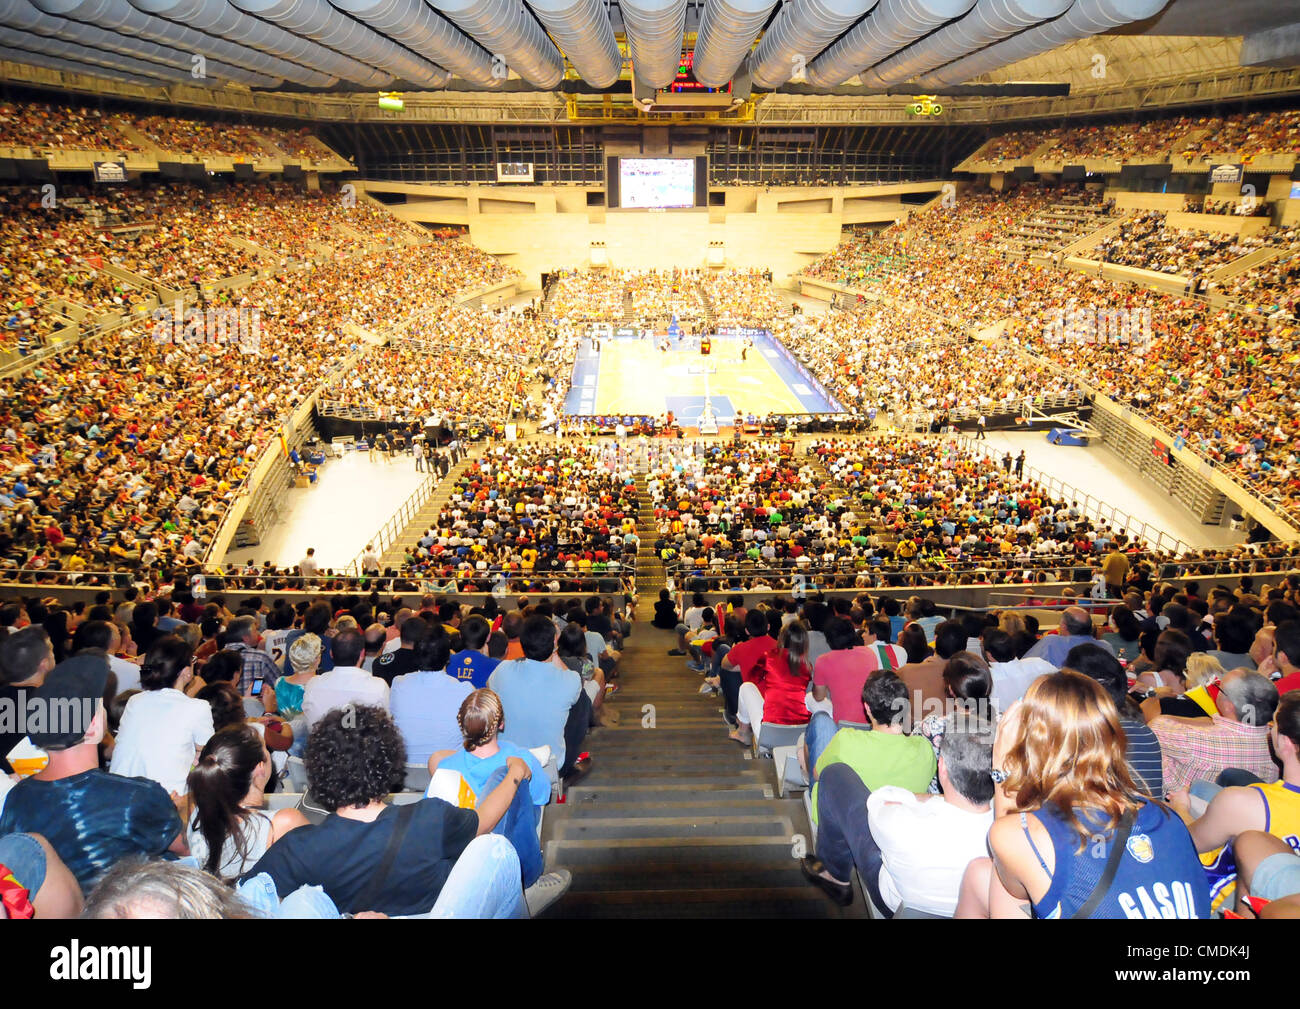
{"left": 1024, "top": 798, "right": 1212, "bottom": 919}
{"left": 447, "top": 650, "right": 500, "bottom": 689}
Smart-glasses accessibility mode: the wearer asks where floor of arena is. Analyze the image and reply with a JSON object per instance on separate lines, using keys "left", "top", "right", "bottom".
{"left": 563, "top": 332, "right": 841, "bottom": 422}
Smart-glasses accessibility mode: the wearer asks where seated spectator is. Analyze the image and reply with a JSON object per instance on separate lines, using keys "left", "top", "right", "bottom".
{"left": 488, "top": 614, "right": 589, "bottom": 781}
{"left": 651, "top": 589, "right": 679, "bottom": 630}
{"left": 1169, "top": 691, "right": 1300, "bottom": 911}
{"left": 1268, "top": 621, "right": 1300, "bottom": 694}
{"left": 447, "top": 615, "right": 500, "bottom": 689}
{"left": 811, "top": 615, "right": 877, "bottom": 724}
{"left": 373, "top": 613, "right": 429, "bottom": 685}
{"left": 1208, "top": 609, "right": 1259, "bottom": 671}
{"left": 0, "top": 831, "right": 84, "bottom": 919}
{"left": 802, "top": 718, "right": 996, "bottom": 915}
{"left": 983, "top": 628, "right": 1055, "bottom": 712}
{"left": 0, "top": 654, "right": 184, "bottom": 895}
{"left": 958, "top": 671, "right": 1211, "bottom": 918}
{"left": 428, "top": 689, "right": 571, "bottom": 914}
{"left": 897, "top": 620, "right": 968, "bottom": 711}
{"left": 0, "top": 626, "right": 54, "bottom": 775}
{"left": 1149, "top": 668, "right": 1280, "bottom": 792}
{"left": 917, "top": 652, "right": 994, "bottom": 790}
{"left": 110, "top": 636, "right": 215, "bottom": 796}
{"left": 186, "top": 724, "right": 308, "bottom": 882}
{"left": 1102, "top": 605, "right": 1143, "bottom": 663}
{"left": 301, "top": 629, "right": 389, "bottom": 729}
{"left": 717, "top": 608, "right": 777, "bottom": 729}
{"left": 274, "top": 633, "right": 320, "bottom": 723}
{"left": 390, "top": 631, "right": 472, "bottom": 763}
{"left": 729, "top": 621, "right": 814, "bottom": 747}
{"left": 1233, "top": 831, "right": 1300, "bottom": 917}
{"left": 805, "top": 669, "right": 937, "bottom": 826}
{"left": 238, "top": 705, "right": 532, "bottom": 917}
{"left": 1024, "top": 607, "right": 1113, "bottom": 666}
{"left": 1065, "top": 643, "right": 1164, "bottom": 798}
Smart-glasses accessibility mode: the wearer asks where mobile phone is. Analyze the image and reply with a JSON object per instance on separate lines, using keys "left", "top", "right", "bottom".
{"left": 251, "top": 678, "right": 264, "bottom": 696}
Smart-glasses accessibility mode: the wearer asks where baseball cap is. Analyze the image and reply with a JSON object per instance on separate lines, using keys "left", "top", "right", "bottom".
{"left": 28, "top": 653, "right": 110, "bottom": 750}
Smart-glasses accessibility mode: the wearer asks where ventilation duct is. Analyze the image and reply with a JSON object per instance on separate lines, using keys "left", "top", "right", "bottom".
{"left": 806, "top": 0, "right": 977, "bottom": 88}
{"left": 126, "top": 0, "right": 391, "bottom": 86}
{"left": 329, "top": 0, "right": 497, "bottom": 86}
{"left": 918, "top": 0, "right": 1167, "bottom": 86}
{"left": 430, "top": 0, "right": 563, "bottom": 87}
{"left": 0, "top": 40, "right": 155, "bottom": 80}
{"left": 528, "top": 0, "right": 622, "bottom": 87}
{"left": 32, "top": 0, "right": 336, "bottom": 87}
{"left": 0, "top": 0, "right": 278, "bottom": 83}
{"left": 0, "top": 23, "right": 206, "bottom": 81}
{"left": 862, "top": 0, "right": 1072, "bottom": 86}
{"left": 745, "top": 0, "right": 877, "bottom": 90}
{"left": 228, "top": 0, "right": 447, "bottom": 86}
{"left": 621, "top": 0, "right": 687, "bottom": 89}
{"left": 692, "top": 0, "right": 778, "bottom": 88}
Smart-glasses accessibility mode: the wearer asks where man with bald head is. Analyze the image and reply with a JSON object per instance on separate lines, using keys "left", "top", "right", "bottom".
{"left": 1023, "top": 606, "right": 1114, "bottom": 668}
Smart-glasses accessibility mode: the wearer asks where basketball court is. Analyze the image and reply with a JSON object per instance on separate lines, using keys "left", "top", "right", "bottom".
{"left": 562, "top": 331, "right": 842, "bottom": 424}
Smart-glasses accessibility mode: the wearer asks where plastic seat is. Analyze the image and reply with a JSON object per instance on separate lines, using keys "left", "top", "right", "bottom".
{"left": 755, "top": 721, "right": 808, "bottom": 757}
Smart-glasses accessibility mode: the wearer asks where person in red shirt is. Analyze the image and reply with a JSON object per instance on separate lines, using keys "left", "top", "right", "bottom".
{"left": 717, "top": 609, "right": 776, "bottom": 730}
{"left": 729, "top": 619, "right": 813, "bottom": 747}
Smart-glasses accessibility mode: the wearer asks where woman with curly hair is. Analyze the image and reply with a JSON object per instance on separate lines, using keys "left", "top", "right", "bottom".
{"left": 956, "top": 670, "right": 1211, "bottom": 919}
{"left": 237, "top": 704, "right": 537, "bottom": 917}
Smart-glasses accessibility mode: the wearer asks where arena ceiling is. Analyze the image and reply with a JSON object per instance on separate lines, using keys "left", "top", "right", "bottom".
{"left": 1, "top": 0, "right": 1300, "bottom": 123}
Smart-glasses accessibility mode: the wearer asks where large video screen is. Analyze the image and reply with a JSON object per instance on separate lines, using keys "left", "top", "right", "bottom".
{"left": 619, "top": 158, "right": 696, "bottom": 209}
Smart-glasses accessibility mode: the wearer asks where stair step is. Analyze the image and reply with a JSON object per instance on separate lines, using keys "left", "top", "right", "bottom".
{"left": 550, "top": 814, "right": 793, "bottom": 841}
{"left": 565, "top": 783, "right": 774, "bottom": 802}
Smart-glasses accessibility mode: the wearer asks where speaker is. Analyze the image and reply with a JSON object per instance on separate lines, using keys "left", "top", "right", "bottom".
{"left": 606, "top": 157, "right": 619, "bottom": 208}
{"left": 282, "top": 164, "right": 304, "bottom": 179}
{"left": 158, "top": 161, "right": 185, "bottom": 179}
{"left": 695, "top": 155, "right": 707, "bottom": 207}
{"left": 233, "top": 162, "right": 256, "bottom": 179}
{"left": 1062, "top": 165, "right": 1085, "bottom": 182}
{"left": 1013, "top": 165, "right": 1034, "bottom": 181}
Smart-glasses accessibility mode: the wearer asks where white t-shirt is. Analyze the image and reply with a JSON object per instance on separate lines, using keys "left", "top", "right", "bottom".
{"left": 302, "top": 666, "right": 390, "bottom": 728}
{"left": 111, "top": 688, "right": 215, "bottom": 795}
{"left": 186, "top": 808, "right": 273, "bottom": 880}
{"left": 867, "top": 786, "right": 995, "bottom": 917}
{"left": 109, "top": 655, "right": 141, "bottom": 695}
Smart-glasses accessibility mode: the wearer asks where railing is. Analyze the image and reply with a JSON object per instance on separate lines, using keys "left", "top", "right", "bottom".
{"left": 663, "top": 553, "right": 1300, "bottom": 592}
{"left": 348, "top": 470, "right": 440, "bottom": 575}
{"left": 942, "top": 431, "right": 1193, "bottom": 558}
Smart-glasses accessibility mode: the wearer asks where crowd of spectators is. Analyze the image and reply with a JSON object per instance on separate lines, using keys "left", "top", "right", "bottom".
{"left": 396, "top": 443, "right": 640, "bottom": 594}
{"left": 0, "top": 103, "right": 346, "bottom": 164}
{"left": 660, "top": 575, "right": 1300, "bottom": 917}
{"left": 0, "top": 587, "right": 637, "bottom": 916}
{"left": 1095, "top": 211, "right": 1286, "bottom": 276}
{"left": 0, "top": 240, "right": 516, "bottom": 582}
{"left": 968, "top": 107, "right": 1300, "bottom": 166}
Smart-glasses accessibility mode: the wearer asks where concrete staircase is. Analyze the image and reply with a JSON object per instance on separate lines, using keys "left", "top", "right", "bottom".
{"left": 539, "top": 618, "right": 859, "bottom": 918}
{"left": 536, "top": 462, "right": 860, "bottom": 917}
{"left": 376, "top": 455, "right": 477, "bottom": 570}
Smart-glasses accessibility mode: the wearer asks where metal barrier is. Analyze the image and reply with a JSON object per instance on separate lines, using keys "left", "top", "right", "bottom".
{"left": 348, "top": 471, "right": 440, "bottom": 575}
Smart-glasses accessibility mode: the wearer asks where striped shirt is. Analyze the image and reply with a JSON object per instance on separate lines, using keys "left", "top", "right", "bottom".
{"left": 1149, "top": 714, "right": 1278, "bottom": 793}
{"left": 1120, "top": 716, "right": 1165, "bottom": 798}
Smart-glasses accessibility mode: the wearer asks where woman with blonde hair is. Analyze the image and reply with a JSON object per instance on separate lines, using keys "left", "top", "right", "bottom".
{"left": 997, "top": 611, "right": 1026, "bottom": 638}
{"left": 956, "top": 670, "right": 1211, "bottom": 919}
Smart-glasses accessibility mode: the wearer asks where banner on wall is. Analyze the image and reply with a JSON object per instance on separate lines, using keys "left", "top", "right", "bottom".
{"left": 1209, "top": 164, "right": 1243, "bottom": 184}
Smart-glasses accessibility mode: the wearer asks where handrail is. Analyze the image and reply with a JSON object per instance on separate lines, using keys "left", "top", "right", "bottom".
{"left": 348, "top": 470, "right": 440, "bottom": 575}
{"left": 941, "top": 431, "right": 1193, "bottom": 558}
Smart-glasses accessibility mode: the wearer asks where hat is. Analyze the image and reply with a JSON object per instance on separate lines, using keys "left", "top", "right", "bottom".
{"left": 29, "top": 653, "right": 109, "bottom": 749}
